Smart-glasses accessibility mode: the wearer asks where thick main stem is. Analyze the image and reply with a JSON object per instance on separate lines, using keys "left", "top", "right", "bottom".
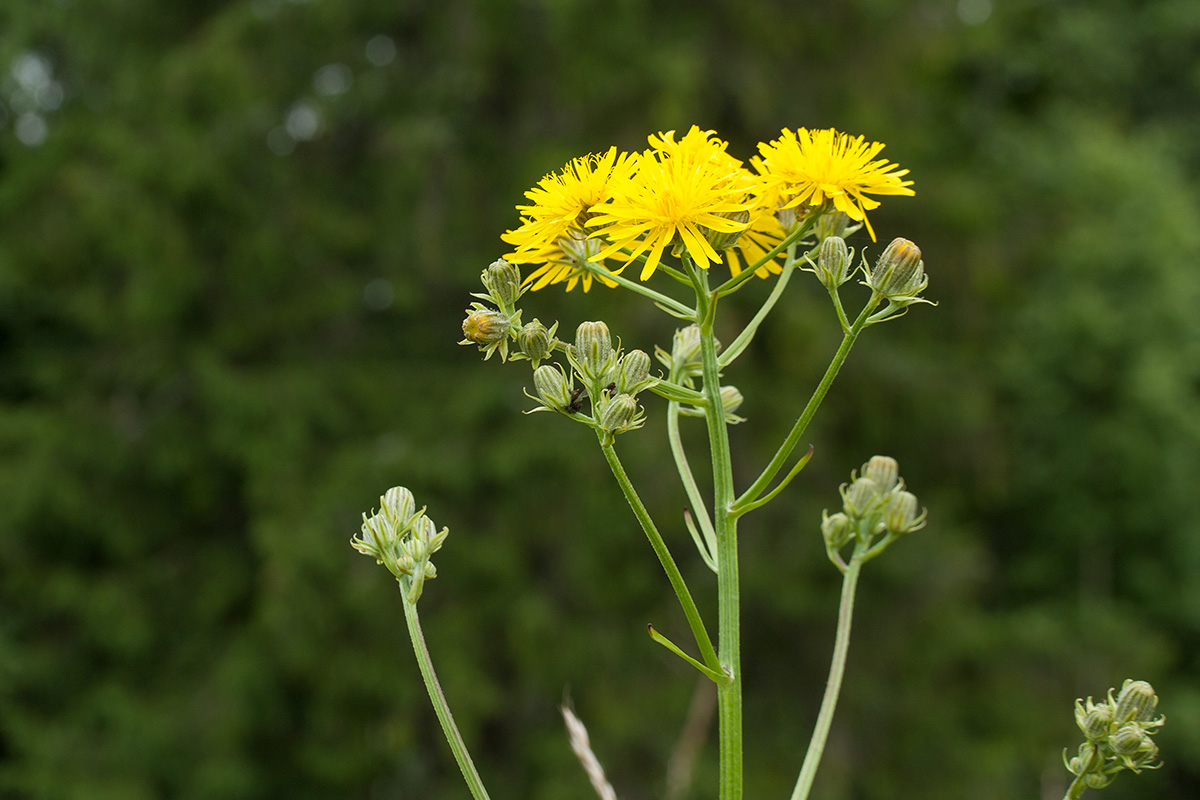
{"left": 694, "top": 269, "right": 742, "bottom": 800}
{"left": 790, "top": 556, "right": 862, "bottom": 800}
{"left": 400, "top": 583, "right": 492, "bottom": 800}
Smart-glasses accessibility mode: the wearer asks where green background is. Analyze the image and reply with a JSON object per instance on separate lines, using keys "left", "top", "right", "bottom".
{"left": 1, "top": 0, "right": 1198, "bottom": 798}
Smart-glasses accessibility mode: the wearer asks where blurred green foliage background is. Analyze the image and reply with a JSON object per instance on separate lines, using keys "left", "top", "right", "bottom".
{"left": 1, "top": 0, "right": 1199, "bottom": 798}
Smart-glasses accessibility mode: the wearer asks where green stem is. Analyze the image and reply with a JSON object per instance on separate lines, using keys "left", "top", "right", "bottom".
{"left": 733, "top": 296, "right": 879, "bottom": 512}
{"left": 790, "top": 555, "right": 863, "bottom": 800}
{"left": 598, "top": 434, "right": 723, "bottom": 674}
{"left": 719, "top": 244, "right": 798, "bottom": 369}
{"left": 668, "top": 399, "right": 718, "bottom": 568}
{"left": 583, "top": 261, "right": 696, "bottom": 318}
{"left": 689, "top": 260, "right": 743, "bottom": 800}
{"left": 1063, "top": 774, "right": 1088, "bottom": 800}
{"left": 400, "top": 581, "right": 492, "bottom": 800}
{"left": 714, "top": 214, "right": 820, "bottom": 297}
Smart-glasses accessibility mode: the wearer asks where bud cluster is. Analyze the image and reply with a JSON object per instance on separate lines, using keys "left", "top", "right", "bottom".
{"left": 525, "top": 320, "right": 657, "bottom": 437}
{"left": 1065, "top": 680, "right": 1165, "bottom": 790}
{"left": 821, "top": 455, "right": 926, "bottom": 568}
{"left": 460, "top": 259, "right": 565, "bottom": 364}
{"left": 352, "top": 486, "right": 449, "bottom": 603}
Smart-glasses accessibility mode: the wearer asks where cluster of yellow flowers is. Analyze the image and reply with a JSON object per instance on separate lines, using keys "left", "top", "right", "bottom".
{"left": 501, "top": 126, "right": 914, "bottom": 292}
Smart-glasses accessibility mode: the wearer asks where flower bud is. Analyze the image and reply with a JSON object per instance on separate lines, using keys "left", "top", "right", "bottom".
{"left": 533, "top": 364, "right": 574, "bottom": 412}
{"left": 702, "top": 209, "right": 750, "bottom": 252}
{"left": 353, "top": 511, "right": 394, "bottom": 560}
{"left": 598, "top": 393, "right": 642, "bottom": 434}
{"left": 382, "top": 486, "right": 416, "bottom": 530}
{"left": 1068, "top": 742, "right": 1105, "bottom": 776}
{"left": 813, "top": 235, "right": 851, "bottom": 289}
{"left": 868, "top": 238, "right": 924, "bottom": 298}
{"left": 481, "top": 258, "right": 522, "bottom": 308}
{"left": 517, "top": 319, "right": 556, "bottom": 365}
{"left": 618, "top": 349, "right": 653, "bottom": 394}
{"left": 665, "top": 325, "right": 704, "bottom": 377}
{"left": 1111, "top": 724, "right": 1146, "bottom": 756}
{"left": 462, "top": 308, "right": 511, "bottom": 346}
{"left": 862, "top": 455, "right": 899, "bottom": 494}
{"left": 718, "top": 385, "right": 745, "bottom": 423}
{"left": 883, "top": 491, "right": 925, "bottom": 534}
{"left": 841, "top": 477, "right": 880, "bottom": 518}
{"left": 573, "top": 321, "right": 615, "bottom": 385}
{"left": 1081, "top": 703, "right": 1114, "bottom": 741}
{"left": 821, "top": 511, "right": 853, "bottom": 551}
{"left": 1114, "top": 680, "right": 1158, "bottom": 724}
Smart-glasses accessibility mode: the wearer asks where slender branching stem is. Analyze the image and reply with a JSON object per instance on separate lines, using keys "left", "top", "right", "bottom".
{"left": 790, "top": 554, "right": 863, "bottom": 800}
{"left": 668, "top": 398, "right": 718, "bottom": 568}
{"left": 598, "top": 434, "right": 722, "bottom": 674}
{"left": 719, "top": 244, "right": 799, "bottom": 369}
{"left": 582, "top": 261, "right": 695, "bottom": 317}
{"left": 733, "top": 295, "right": 880, "bottom": 513}
{"left": 400, "top": 580, "right": 492, "bottom": 800}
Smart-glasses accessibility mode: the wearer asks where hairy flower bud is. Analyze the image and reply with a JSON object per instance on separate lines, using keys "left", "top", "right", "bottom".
{"left": 618, "top": 349, "right": 653, "bottom": 394}
{"left": 598, "top": 393, "right": 642, "bottom": 434}
{"left": 821, "top": 511, "right": 854, "bottom": 551}
{"left": 573, "top": 320, "right": 616, "bottom": 387}
{"left": 863, "top": 455, "right": 899, "bottom": 494}
{"left": 462, "top": 308, "right": 511, "bottom": 346}
{"left": 661, "top": 324, "right": 704, "bottom": 377}
{"left": 884, "top": 490, "right": 925, "bottom": 534}
{"left": 702, "top": 209, "right": 750, "bottom": 252}
{"left": 842, "top": 477, "right": 881, "bottom": 518}
{"left": 1115, "top": 680, "right": 1159, "bottom": 725}
{"left": 1111, "top": 724, "right": 1147, "bottom": 756}
{"left": 517, "top": 319, "right": 556, "bottom": 366}
{"left": 481, "top": 258, "right": 522, "bottom": 308}
{"left": 868, "top": 238, "right": 925, "bottom": 298}
{"left": 382, "top": 486, "right": 417, "bottom": 529}
{"left": 813, "top": 235, "right": 851, "bottom": 289}
{"left": 1081, "top": 704, "right": 1114, "bottom": 741}
{"left": 533, "top": 364, "right": 574, "bottom": 412}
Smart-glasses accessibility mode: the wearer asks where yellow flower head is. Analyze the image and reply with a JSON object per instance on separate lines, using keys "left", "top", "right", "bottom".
{"left": 501, "top": 147, "right": 634, "bottom": 291}
{"left": 756, "top": 128, "right": 914, "bottom": 241}
{"left": 587, "top": 126, "right": 757, "bottom": 281}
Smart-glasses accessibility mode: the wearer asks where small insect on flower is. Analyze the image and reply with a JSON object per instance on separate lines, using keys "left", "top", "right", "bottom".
{"left": 566, "top": 387, "right": 586, "bottom": 415}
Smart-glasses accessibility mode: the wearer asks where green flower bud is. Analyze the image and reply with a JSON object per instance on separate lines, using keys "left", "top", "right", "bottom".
{"left": 661, "top": 325, "right": 704, "bottom": 377}
{"left": 1080, "top": 703, "right": 1114, "bottom": 741}
{"left": 462, "top": 308, "right": 511, "bottom": 346}
{"left": 1115, "top": 680, "right": 1159, "bottom": 724}
{"left": 813, "top": 235, "right": 851, "bottom": 289}
{"left": 841, "top": 476, "right": 881, "bottom": 518}
{"left": 868, "top": 238, "right": 924, "bottom": 297}
{"left": 517, "top": 319, "right": 557, "bottom": 366}
{"left": 573, "top": 320, "right": 617, "bottom": 387}
{"left": 814, "top": 210, "right": 851, "bottom": 241}
{"left": 1111, "top": 724, "right": 1146, "bottom": 756}
{"left": 702, "top": 209, "right": 750, "bottom": 252}
{"left": 382, "top": 486, "right": 416, "bottom": 530}
{"left": 883, "top": 490, "right": 925, "bottom": 534}
{"left": 481, "top": 258, "right": 522, "bottom": 308}
{"left": 821, "top": 511, "right": 853, "bottom": 551}
{"left": 618, "top": 349, "right": 653, "bottom": 395}
{"left": 1083, "top": 773, "right": 1114, "bottom": 790}
{"left": 598, "top": 393, "right": 643, "bottom": 434}
{"left": 1067, "top": 742, "right": 1105, "bottom": 776}
{"left": 353, "top": 510, "right": 394, "bottom": 561}
{"left": 862, "top": 455, "right": 899, "bottom": 494}
{"left": 533, "top": 364, "right": 575, "bottom": 412}
{"left": 718, "top": 385, "right": 746, "bottom": 423}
